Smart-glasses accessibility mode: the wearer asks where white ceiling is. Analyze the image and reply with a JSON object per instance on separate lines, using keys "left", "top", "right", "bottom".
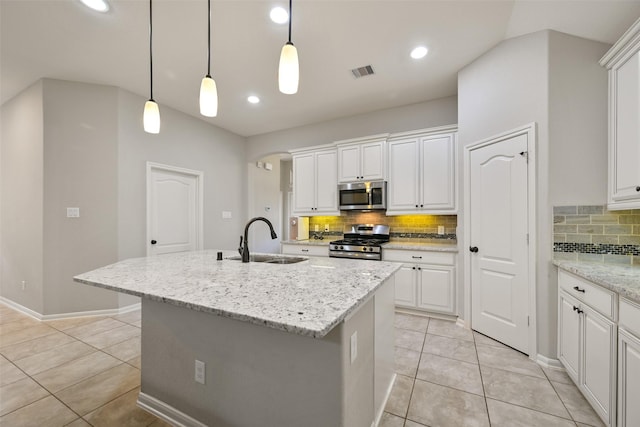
{"left": 2, "top": 0, "right": 640, "bottom": 137}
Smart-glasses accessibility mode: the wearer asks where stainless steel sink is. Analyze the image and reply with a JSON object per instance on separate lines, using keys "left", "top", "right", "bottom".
{"left": 226, "top": 255, "right": 308, "bottom": 264}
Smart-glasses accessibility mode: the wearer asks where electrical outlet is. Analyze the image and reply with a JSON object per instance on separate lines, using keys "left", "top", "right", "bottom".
{"left": 66, "top": 207, "right": 80, "bottom": 218}
{"left": 437, "top": 225, "right": 445, "bottom": 235}
{"left": 195, "top": 360, "right": 205, "bottom": 384}
{"left": 314, "top": 224, "right": 319, "bottom": 232}
{"left": 350, "top": 331, "right": 358, "bottom": 364}
{"left": 324, "top": 224, "right": 329, "bottom": 232}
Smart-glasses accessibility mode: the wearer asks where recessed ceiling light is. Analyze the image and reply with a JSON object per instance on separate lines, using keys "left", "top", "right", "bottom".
{"left": 270, "top": 7, "right": 289, "bottom": 24}
{"left": 247, "top": 95, "right": 260, "bottom": 104}
{"left": 410, "top": 46, "right": 428, "bottom": 59}
{"left": 80, "top": 0, "right": 109, "bottom": 12}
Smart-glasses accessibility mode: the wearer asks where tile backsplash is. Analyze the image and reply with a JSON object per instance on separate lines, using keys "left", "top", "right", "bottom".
{"left": 553, "top": 205, "right": 640, "bottom": 265}
{"left": 307, "top": 212, "right": 457, "bottom": 240}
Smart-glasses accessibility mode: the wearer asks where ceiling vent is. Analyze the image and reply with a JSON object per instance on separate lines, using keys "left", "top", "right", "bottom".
{"left": 351, "top": 65, "right": 375, "bottom": 79}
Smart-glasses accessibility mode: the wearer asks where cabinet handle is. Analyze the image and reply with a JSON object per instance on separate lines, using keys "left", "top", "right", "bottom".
{"left": 572, "top": 306, "right": 584, "bottom": 314}
{"left": 420, "top": 204, "right": 424, "bottom": 208}
{"left": 415, "top": 205, "right": 419, "bottom": 208}
{"left": 417, "top": 267, "right": 422, "bottom": 271}
{"left": 301, "top": 249, "right": 309, "bottom": 252}
{"left": 412, "top": 266, "right": 416, "bottom": 270}
{"left": 573, "top": 286, "right": 585, "bottom": 293}
{"left": 412, "top": 256, "right": 422, "bottom": 259}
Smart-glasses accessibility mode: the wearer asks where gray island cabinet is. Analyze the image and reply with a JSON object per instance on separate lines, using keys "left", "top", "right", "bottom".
{"left": 74, "top": 250, "right": 401, "bottom": 427}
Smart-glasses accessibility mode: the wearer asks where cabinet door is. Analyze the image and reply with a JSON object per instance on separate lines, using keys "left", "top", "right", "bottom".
{"left": 292, "top": 153, "right": 316, "bottom": 214}
{"left": 582, "top": 305, "right": 616, "bottom": 426}
{"left": 394, "top": 265, "right": 417, "bottom": 307}
{"left": 337, "top": 145, "right": 361, "bottom": 183}
{"left": 388, "top": 138, "right": 419, "bottom": 211}
{"left": 619, "top": 328, "right": 640, "bottom": 427}
{"left": 315, "top": 150, "right": 338, "bottom": 213}
{"left": 417, "top": 265, "right": 455, "bottom": 314}
{"left": 558, "top": 291, "right": 581, "bottom": 382}
{"left": 611, "top": 51, "right": 640, "bottom": 204}
{"left": 420, "top": 134, "right": 456, "bottom": 211}
{"left": 360, "top": 141, "right": 385, "bottom": 181}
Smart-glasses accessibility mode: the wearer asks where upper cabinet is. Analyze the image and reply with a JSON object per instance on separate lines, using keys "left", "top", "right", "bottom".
{"left": 336, "top": 134, "right": 388, "bottom": 183}
{"left": 600, "top": 17, "right": 640, "bottom": 210}
{"left": 386, "top": 125, "right": 458, "bottom": 215}
{"left": 291, "top": 146, "right": 339, "bottom": 216}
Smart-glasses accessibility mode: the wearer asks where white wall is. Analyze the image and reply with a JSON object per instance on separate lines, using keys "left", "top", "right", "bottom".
{"left": 1, "top": 78, "right": 249, "bottom": 316}
{"left": 247, "top": 155, "right": 282, "bottom": 254}
{"left": 1, "top": 81, "right": 45, "bottom": 313}
{"left": 458, "top": 30, "right": 609, "bottom": 359}
{"left": 42, "top": 79, "right": 120, "bottom": 314}
{"left": 247, "top": 97, "right": 458, "bottom": 161}
{"left": 116, "top": 89, "right": 247, "bottom": 261}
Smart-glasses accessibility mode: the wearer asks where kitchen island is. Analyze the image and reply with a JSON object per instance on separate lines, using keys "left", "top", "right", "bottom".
{"left": 74, "top": 250, "right": 401, "bottom": 427}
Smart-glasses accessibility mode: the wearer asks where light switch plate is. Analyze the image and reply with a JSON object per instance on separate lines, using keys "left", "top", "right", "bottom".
{"left": 66, "top": 207, "right": 80, "bottom": 218}
{"left": 195, "top": 360, "right": 205, "bottom": 384}
{"left": 222, "top": 211, "right": 232, "bottom": 219}
{"left": 437, "top": 225, "right": 445, "bottom": 235}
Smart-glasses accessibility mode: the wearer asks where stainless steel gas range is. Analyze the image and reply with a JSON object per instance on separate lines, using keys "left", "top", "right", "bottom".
{"left": 329, "top": 224, "right": 390, "bottom": 261}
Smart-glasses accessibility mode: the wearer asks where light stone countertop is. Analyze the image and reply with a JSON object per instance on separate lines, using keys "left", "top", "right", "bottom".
{"left": 281, "top": 239, "right": 332, "bottom": 246}
{"left": 383, "top": 240, "right": 458, "bottom": 252}
{"left": 74, "top": 250, "right": 401, "bottom": 339}
{"left": 553, "top": 260, "right": 640, "bottom": 304}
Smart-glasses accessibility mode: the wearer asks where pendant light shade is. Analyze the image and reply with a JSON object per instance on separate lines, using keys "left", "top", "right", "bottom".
{"left": 200, "top": 0, "right": 218, "bottom": 117}
{"left": 144, "top": 0, "right": 160, "bottom": 133}
{"left": 144, "top": 100, "right": 160, "bottom": 134}
{"left": 200, "top": 76, "right": 218, "bottom": 117}
{"left": 279, "top": 42, "right": 299, "bottom": 94}
{"left": 278, "top": 0, "right": 298, "bottom": 94}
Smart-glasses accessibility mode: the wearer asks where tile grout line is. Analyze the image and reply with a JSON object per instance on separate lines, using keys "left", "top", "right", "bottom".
{"left": 471, "top": 331, "right": 493, "bottom": 426}
{"left": 402, "top": 319, "right": 428, "bottom": 427}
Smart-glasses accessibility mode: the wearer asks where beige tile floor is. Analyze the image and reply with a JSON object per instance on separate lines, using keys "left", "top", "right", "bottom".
{"left": 1, "top": 303, "right": 605, "bottom": 427}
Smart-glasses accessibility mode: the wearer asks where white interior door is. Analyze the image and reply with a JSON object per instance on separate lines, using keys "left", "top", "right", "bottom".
{"left": 147, "top": 163, "right": 203, "bottom": 256}
{"left": 469, "top": 133, "right": 530, "bottom": 354}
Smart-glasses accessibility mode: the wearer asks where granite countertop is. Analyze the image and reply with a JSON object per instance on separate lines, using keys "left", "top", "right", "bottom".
{"left": 74, "top": 250, "right": 401, "bottom": 339}
{"left": 281, "top": 239, "right": 331, "bottom": 246}
{"left": 553, "top": 260, "right": 640, "bottom": 304}
{"left": 383, "top": 239, "right": 458, "bottom": 252}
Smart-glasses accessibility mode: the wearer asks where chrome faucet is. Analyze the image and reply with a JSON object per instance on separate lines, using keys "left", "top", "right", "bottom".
{"left": 238, "top": 217, "right": 278, "bottom": 263}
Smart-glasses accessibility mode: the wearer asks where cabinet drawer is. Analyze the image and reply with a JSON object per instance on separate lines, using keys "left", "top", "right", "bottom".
{"left": 382, "top": 250, "right": 455, "bottom": 266}
{"left": 281, "top": 244, "right": 328, "bottom": 257}
{"left": 620, "top": 298, "right": 640, "bottom": 338}
{"left": 558, "top": 270, "right": 616, "bottom": 319}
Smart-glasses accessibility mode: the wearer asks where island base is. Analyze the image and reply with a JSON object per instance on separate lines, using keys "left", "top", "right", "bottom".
{"left": 137, "top": 276, "right": 395, "bottom": 427}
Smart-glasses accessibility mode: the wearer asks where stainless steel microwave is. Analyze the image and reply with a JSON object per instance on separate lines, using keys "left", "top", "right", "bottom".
{"left": 338, "top": 181, "right": 387, "bottom": 211}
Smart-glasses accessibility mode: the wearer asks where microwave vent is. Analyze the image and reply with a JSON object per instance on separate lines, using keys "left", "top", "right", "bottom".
{"left": 351, "top": 65, "right": 375, "bottom": 79}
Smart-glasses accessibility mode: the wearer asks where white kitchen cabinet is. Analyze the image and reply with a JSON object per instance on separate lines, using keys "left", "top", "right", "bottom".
{"left": 281, "top": 243, "right": 328, "bottom": 257}
{"left": 600, "top": 18, "right": 640, "bottom": 210}
{"left": 618, "top": 298, "right": 640, "bottom": 427}
{"left": 291, "top": 147, "right": 339, "bottom": 216}
{"left": 383, "top": 249, "right": 456, "bottom": 315}
{"left": 336, "top": 134, "right": 387, "bottom": 183}
{"left": 557, "top": 270, "right": 617, "bottom": 427}
{"left": 386, "top": 125, "right": 457, "bottom": 215}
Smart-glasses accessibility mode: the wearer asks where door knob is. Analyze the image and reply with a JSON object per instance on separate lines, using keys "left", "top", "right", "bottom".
{"left": 150, "top": 240, "right": 157, "bottom": 245}
{"left": 469, "top": 246, "right": 479, "bottom": 253}
{"left": 636, "top": 186, "right": 640, "bottom": 192}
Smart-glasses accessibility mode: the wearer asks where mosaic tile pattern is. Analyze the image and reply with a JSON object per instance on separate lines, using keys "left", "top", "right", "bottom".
{"left": 553, "top": 205, "right": 640, "bottom": 265}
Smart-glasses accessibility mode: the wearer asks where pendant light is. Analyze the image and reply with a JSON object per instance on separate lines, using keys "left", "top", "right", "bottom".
{"left": 143, "top": 0, "right": 160, "bottom": 134}
{"left": 278, "top": 0, "right": 299, "bottom": 94}
{"left": 199, "top": 0, "right": 218, "bottom": 117}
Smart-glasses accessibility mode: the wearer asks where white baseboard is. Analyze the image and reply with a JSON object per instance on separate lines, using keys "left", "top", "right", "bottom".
{"left": 536, "top": 353, "right": 563, "bottom": 369}
{"left": 373, "top": 373, "right": 397, "bottom": 427}
{"left": 0, "top": 296, "right": 140, "bottom": 321}
{"left": 138, "top": 392, "right": 208, "bottom": 427}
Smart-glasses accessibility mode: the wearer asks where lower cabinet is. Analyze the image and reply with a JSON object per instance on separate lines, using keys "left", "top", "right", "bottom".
{"left": 618, "top": 298, "right": 640, "bottom": 427}
{"left": 383, "top": 249, "right": 456, "bottom": 315}
{"left": 557, "top": 271, "right": 617, "bottom": 427}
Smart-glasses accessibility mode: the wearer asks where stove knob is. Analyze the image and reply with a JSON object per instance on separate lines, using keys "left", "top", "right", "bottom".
{"left": 339, "top": 246, "right": 344, "bottom": 250}
{"left": 362, "top": 247, "right": 367, "bottom": 251}
{"left": 369, "top": 247, "right": 374, "bottom": 252}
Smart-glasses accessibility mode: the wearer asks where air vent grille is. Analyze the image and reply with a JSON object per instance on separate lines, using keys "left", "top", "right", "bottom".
{"left": 351, "top": 65, "right": 375, "bottom": 79}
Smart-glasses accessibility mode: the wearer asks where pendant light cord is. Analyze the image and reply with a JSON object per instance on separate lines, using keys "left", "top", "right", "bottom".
{"left": 288, "top": 0, "right": 292, "bottom": 43}
{"left": 149, "top": 0, "right": 154, "bottom": 101}
{"left": 207, "top": 0, "right": 211, "bottom": 77}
